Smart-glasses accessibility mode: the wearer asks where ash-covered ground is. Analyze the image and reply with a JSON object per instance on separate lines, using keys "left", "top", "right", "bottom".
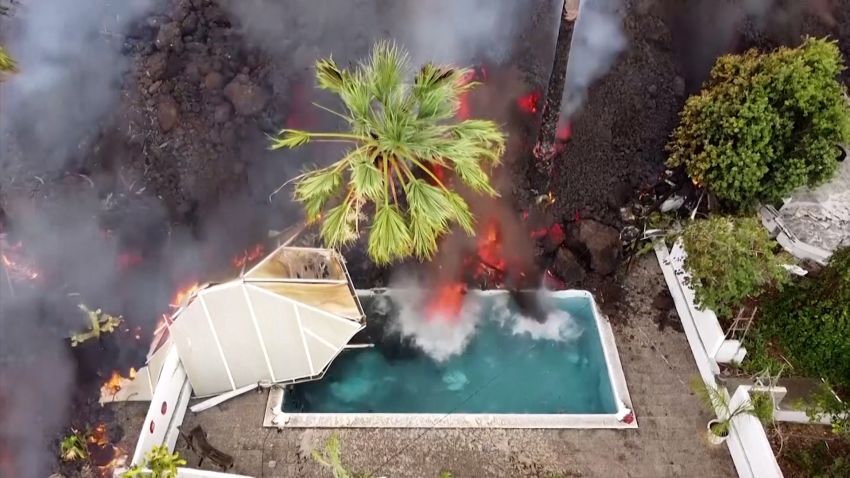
{"left": 0, "top": 0, "right": 844, "bottom": 476}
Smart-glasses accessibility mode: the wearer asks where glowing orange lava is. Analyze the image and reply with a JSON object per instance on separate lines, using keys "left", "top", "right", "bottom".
{"left": 517, "top": 91, "right": 541, "bottom": 114}
{"left": 232, "top": 243, "right": 265, "bottom": 269}
{"left": 0, "top": 240, "right": 40, "bottom": 281}
{"left": 88, "top": 422, "right": 127, "bottom": 476}
{"left": 475, "top": 218, "right": 506, "bottom": 280}
{"left": 425, "top": 282, "right": 467, "bottom": 321}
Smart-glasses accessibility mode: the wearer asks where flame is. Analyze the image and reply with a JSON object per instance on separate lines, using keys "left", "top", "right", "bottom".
{"left": 0, "top": 240, "right": 40, "bottom": 281}
{"left": 88, "top": 423, "right": 109, "bottom": 447}
{"left": 425, "top": 282, "right": 467, "bottom": 321}
{"left": 517, "top": 91, "right": 541, "bottom": 115}
{"left": 101, "top": 368, "right": 136, "bottom": 397}
{"left": 232, "top": 243, "right": 265, "bottom": 269}
{"left": 87, "top": 422, "right": 127, "bottom": 476}
{"left": 475, "top": 218, "right": 506, "bottom": 281}
{"left": 170, "top": 281, "right": 199, "bottom": 309}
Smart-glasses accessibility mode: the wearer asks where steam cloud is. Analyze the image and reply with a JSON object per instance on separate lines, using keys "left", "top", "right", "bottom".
{"left": 387, "top": 280, "right": 583, "bottom": 363}
{"left": 561, "top": 0, "right": 626, "bottom": 118}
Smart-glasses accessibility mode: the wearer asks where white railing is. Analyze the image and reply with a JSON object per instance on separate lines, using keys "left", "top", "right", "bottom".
{"left": 655, "top": 240, "right": 783, "bottom": 478}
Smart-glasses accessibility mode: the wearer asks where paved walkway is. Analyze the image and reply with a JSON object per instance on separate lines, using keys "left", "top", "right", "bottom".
{"left": 115, "top": 256, "right": 736, "bottom": 477}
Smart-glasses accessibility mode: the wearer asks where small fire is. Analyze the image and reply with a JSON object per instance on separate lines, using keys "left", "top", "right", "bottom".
{"left": 170, "top": 281, "right": 199, "bottom": 309}
{"left": 101, "top": 368, "right": 136, "bottom": 397}
{"left": 87, "top": 423, "right": 127, "bottom": 476}
{"left": 556, "top": 121, "right": 572, "bottom": 143}
{"left": 425, "top": 282, "right": 467, "bottom": 321}
{"left": 0, "top": 239, "right": 40, "bottom": 281}
{"left": 232, "top": 243, "right": 265, "bottom": 269}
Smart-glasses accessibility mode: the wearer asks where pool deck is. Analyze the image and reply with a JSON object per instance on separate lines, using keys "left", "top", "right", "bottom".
{"left": 113, "top": 256, "right": 736, "bottom": 477}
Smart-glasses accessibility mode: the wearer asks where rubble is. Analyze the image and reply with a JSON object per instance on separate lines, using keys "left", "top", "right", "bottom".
{"left": 575, "top": 220, "right": 621, "bottom": 275}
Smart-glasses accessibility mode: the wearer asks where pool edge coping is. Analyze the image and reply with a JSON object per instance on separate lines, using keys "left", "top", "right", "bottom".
{"left": 265, "top": 289, "right": 638, "bottom": 429}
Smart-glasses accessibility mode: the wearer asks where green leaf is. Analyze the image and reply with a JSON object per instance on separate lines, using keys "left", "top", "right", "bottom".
{"left": 271, "top": 129, "right": 313, "bottom": 150}
{"left": 367, "top": 205, "right": 412, "bottom": 264}
{"left": 350, "top": 154, "right": 384, "bottom": 202}
{"left": 294, "top": 167, "right": 344, "bottom": 219}
{"left": 320, "top": 200, "right": 358, "bottom": 248}
{"left": 315, "top": 57, "right": 347, "bottom": 93}
{"left": 364, "top": 40, "right": 408, "bottom": 104}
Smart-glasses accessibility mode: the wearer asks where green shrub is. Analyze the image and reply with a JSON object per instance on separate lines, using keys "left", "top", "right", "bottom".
{"left": 763, "top": 247, "right": 850, "bottom": 388}
{"left": 787, "top": 441, "right": 850, "bottom": 478}
{"left": 667, "top": 37, "right": 850, "bottom": 209}
{"left": 750, "top": 392, "right": 775, "bottom": 425}
{"left": 682, "top": 216, "right": 788, "bottom": 318}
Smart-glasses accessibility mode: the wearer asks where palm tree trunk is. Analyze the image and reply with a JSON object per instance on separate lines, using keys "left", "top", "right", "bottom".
{"left": 533, "top": 0, "right": 575, "bottom": 182}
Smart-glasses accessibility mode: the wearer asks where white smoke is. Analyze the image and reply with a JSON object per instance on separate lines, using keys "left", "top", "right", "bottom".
{"left": 385, "top": 280, "right": 584, "bottom": 363}
{"left": 561, "top": 0, "right": 627, "bottom": 118}
{"left": 389, "top": 285, "right": 483, "bottom": 363}
{"left": 490, "top": 293, "right": 584, "bottom": 342}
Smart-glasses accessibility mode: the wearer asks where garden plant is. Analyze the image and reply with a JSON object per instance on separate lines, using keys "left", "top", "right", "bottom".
{"left": 668, "top": 38, "right": 850, "bottom": 209}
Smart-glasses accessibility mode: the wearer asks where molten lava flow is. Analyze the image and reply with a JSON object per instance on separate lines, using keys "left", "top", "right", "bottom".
{"left": 170, "top": 281, "right": 199, "bottom": 309}
{"left": 0, "top": 239, "right": 40, "bottom": 281}
{"left": 425, "top": 282, "right": 467, "bottom": 321}
{"left": 475, "top": 218, "right": 507, "bottom": 282}
{"left": 556, "top": 121, "right": 572, "bottom": 142}
{"left": 517, "top": 91, "right": 541, "bottom": 115}
{"left": 456, "top": 66, "right": 486, "bottom": 121}
{"left": 232, "top": 243, "right": 265, "bottom": 269}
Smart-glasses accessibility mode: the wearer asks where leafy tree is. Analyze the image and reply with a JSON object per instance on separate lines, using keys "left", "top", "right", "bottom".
{"left": 682, "top": 216, "right": 788, "bottom": 318}
{"left": 762, "top": 246, "right": 850, "bottom": 388}
{"left": 272, "top": 41, "right": 505, "bottom": 265}
{"left": 668, "top": 37, "right": 850, "bottom": 209}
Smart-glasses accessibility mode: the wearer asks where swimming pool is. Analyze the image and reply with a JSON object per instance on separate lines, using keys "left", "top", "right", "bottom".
{"left": 270, "top": 290, "right": 634, "bottom": 428}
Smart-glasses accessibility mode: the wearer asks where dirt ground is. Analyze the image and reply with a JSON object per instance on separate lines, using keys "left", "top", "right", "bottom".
{"left": 111, "top": 255, "right": 735, "bottom": 478}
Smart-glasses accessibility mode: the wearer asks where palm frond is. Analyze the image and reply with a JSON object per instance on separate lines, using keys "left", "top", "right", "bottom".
{"left": 271, "top": 129, "right": 313, "bottom": 150}
{"left": 338, "top": 70, "right": 373, "bottom": 131}
{"left": 368, "top": 205, "right": 412, "bottom": 264}
{"left": 450, "top": 120, "right": 506, "bottom": 163}
{"left": 449, "top": 155, "right": 498, "bottom": 196}
{"left": 350, "top": 152, "right": 384, "bottom": 202}
{"left": 320, "top": 199, "right": 358, "bottom": 248}
{"left": 294, "top": 166, "right": 344, "bottom": 218}
{"left": 405, "top": 179, "right": 454, "bottom": 259}
{"left": 413, "top": 64, "right": 472, "bottom": 120}
{"left": 446, "top": 192, "right": 475, "bottom": 234}
{"left": 315, "top": 57, "right": 347, "bottom": 93}
{"left": 364, "top": 40, "right": 408, "bottom": 104}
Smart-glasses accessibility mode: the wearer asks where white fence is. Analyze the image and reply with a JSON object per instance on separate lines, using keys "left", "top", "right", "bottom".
{"left": 655, "top": 240, "right": 783, "bottom": 478}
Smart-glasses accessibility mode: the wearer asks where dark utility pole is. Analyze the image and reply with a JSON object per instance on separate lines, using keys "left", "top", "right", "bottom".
{"left": 533, "top": 0, "right": 576, "bottom": 181}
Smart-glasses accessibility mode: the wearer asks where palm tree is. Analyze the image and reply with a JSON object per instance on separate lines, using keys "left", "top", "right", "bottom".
{"left": 271, "top": 41, "right": 506, "bottom": 265}
{"left": 533, "top": 0, "right": 576, "bottom": 177}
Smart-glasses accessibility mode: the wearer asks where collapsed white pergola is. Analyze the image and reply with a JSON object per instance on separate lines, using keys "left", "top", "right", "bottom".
{"left": 106, "top": 245, "right": 365, "bottom": 475}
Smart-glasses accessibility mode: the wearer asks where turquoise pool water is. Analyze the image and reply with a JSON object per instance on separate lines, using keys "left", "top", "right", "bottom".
{"left": 285, "top": 292, "right": 618, "bottom": 414}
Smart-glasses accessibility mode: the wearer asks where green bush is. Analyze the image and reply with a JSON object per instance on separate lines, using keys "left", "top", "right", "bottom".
{"left": 762, "top": 247, "right": 850, "bottom": 388}
{"left": 682, "top": 216, "right": 788, "bottom": 318}
{"left": 667, "top": 37, "right": 850, "bottom": 209}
